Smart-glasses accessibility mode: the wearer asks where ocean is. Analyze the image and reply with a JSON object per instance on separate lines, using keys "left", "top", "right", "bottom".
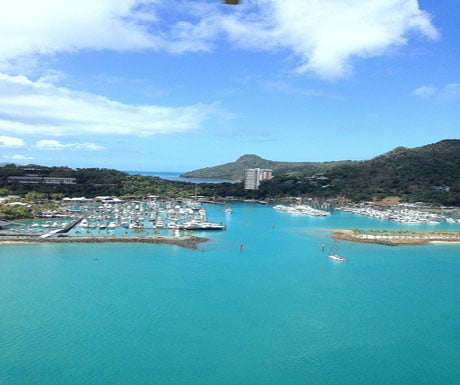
{"left": 1, "top": 203, "right": 459, "bottom": 385}
{"left": 127, "top": 170, "right": 237, "bottom": 184}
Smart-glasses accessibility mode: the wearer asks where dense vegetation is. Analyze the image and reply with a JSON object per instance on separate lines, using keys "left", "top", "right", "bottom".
{"left": 0, "top": 140, "right": 459, "bottom": 208}
{"left": 181, "top": 154, "right": 348, "bottom": 181}
{"left": 184, "top": 139, "right": 460, "bottom": 205}
{"left": 0, "top": 165, "right": 197, "bottom": 199}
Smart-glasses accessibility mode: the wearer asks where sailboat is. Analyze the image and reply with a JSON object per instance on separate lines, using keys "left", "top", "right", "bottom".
{"left": 328, "top": 240, "right": 347, "bottom": 262}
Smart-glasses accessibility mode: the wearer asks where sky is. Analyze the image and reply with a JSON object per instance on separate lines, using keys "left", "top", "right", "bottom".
{"left": 0, "top": 0, "right": 458, "bottom": 172}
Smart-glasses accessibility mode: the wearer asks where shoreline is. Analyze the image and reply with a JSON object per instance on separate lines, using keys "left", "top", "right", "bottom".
{"left": 332, "top": 229, "right": 460, "bottom": 246}
{"left": 0, "top": 235, "right": 208, "bottom": 249}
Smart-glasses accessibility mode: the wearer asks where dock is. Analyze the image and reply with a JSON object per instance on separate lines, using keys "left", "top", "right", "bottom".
{"left": 40, "top": 217, "right": 84, "bottom": 238}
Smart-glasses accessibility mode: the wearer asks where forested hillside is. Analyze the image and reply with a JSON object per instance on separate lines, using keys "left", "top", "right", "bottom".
{"left": 258, "top": 139, "right": 460, "bottom": 205}
{"left": 0, "top": 140, "right": 459, "bottom": 205}
{"left": 184, "top": 140, "right": 460, "bottom": 205}
{"left": 180, "top": 154, "right": 348, "bottom": 181}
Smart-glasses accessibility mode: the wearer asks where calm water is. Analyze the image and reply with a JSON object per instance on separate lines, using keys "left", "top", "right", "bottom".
{"left": 127, "top": 170, "right": 236, "bottom": 184}
{"left": 1, "top": 204, "right": 460, "bottom": 385}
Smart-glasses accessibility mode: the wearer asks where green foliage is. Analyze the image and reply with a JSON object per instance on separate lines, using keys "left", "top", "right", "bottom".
{"left": 0, "top": 204, "right": 33, "bottom": 220}
{"left": 25, "top": 191, "right": 47, "bottom": 202}
{"left": 119, "top": 175, "right": 196, "bottom": 197}
{"left": 191, "top": 139, "right": 460, "bottom": 205}
{"left": 235, "top": 139, "right": 460, "bottom": 205}
{"left": 181, "top": 154, "right": 345, "bottom": 181}
{"left": 0, "top": 139, "right": 459, "bottom": 206}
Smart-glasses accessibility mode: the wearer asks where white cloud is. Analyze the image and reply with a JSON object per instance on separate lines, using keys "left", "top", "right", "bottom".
{"left": 167, "top": 0, "right": 439, "bottom": 79}
{"left": 413, "top": 85, "right": 436, "bottom": 98}
{"left": 0, "top": 135, "right": 25, "bottom": 147}
{"left": 0, "top": 73, "right": 217, "bottom": 137}
{"left": 0, "top": 0, "right": 160, "bottom": 63}
{"left": 35, "top": 139, "right": 106, "bottom": 151}
{"left": 219, "top": 0, "right": 439, "bottom": 79}
{"left": 440, "top": 83, "right": 460, "bottom": 101}
{"left": 4, "top": 154, "right": 34, "bottom": 161}
{"left": 0, "top": 1, "right": 439, "bottom": 80}
{"left": 413, "top": 83, "right": 460, "bottom": 101}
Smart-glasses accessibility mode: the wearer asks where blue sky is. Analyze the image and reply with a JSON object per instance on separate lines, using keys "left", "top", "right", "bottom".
{"left": 0, "top": 0, "right": 458, "bottom": 172}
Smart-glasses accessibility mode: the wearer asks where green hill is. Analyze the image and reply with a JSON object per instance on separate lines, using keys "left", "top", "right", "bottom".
{"left": 183, "top": 140, "right": 460, "bottom": 205}
{"left": 256, "top": 139, "right": 460, "bottom": 205}
{"left": 322, "top": 139, "right": 460, "bottom": 204}
{"left": 1, "top": 139, "right": 459, "bottom": 206}
{"left": 181, "top": 154, "right": 349, "bottom": 181}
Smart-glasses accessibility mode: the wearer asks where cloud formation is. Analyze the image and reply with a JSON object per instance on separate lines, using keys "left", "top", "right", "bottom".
{"left": 0, "top": 0, "right": 159, "bottom": 63}
{"left": 413, "top": 83, "right": 460, "bottom": 101}
{"left": 0, "top": 135, "right": 25, "bottom": 147}
{"left": 4, "top": 154, "right": 34, "bottom": 161}
{"left": 220, "top": 0, "right": 439, "bottom": 78}
{"left": 35, "top": 140, "right": 106, "bottom": 151}
{"left": 0, "top": 73, "right": 217, "bottom": 137}
{"left": 0, "top": 0, "right": 439, "bottom": 79}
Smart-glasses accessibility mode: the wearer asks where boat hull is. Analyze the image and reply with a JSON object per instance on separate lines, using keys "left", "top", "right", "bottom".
{"left": 328, "top": 254, "right": 347, "bottom": 262}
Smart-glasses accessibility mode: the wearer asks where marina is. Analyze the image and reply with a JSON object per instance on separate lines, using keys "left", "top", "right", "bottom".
{"left": 2, "top": 199, "right": 460, "bottom": 247}
{"left": 337, "top": 202, "right": 460, "bottom": 224}
{"left": 1, "top": 202, "right": 460, "bottom": 385}
{"left": 2, "top": 197, "right": 226, "bottom": 239}
{"left": 273, "top": 204, "right": 330, "bottom": 216}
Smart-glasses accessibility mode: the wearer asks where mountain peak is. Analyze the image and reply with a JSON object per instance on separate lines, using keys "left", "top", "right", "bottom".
{"left": 236, "top": 154, "right": 264, "bottom": 163}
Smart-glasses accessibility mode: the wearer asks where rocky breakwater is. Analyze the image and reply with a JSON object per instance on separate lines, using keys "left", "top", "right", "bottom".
{"left": 332, "top": 229, "right": 460, "bottom": 246}
{"left": 0, "top": 235, "right": 207, "bottom": 249}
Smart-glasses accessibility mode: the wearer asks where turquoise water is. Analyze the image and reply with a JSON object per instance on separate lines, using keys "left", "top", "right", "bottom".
{"left": 1, "top": 203, "right": 460, "bottom": 385}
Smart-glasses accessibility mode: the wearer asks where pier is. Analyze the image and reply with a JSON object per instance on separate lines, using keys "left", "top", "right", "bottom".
{"left": 40, "top": 217, "right": 84, "bottom": 238}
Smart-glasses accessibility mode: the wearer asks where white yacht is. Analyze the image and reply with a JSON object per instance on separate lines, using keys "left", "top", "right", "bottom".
{"left": 328, "top": 241, "right": 347, "bottom": 262}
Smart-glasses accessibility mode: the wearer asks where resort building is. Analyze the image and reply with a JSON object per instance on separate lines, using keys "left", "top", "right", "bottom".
{"left": 7, "top": 176, "right": 76, "bottom": 184}
{"left": 244, "top": 168, "right": 273, "bottom": 190}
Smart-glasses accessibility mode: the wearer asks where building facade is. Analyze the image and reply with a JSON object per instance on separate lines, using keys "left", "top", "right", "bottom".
{"left": 244, "top": 168, "right": 273, "bottom": 190}
{"left": 7, "top": 176, "right": 76, "bottom": 184}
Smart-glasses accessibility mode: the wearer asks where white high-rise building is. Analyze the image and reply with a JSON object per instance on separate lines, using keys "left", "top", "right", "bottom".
{"left": 244, "top": 168, "right": 273, "bottom": 190}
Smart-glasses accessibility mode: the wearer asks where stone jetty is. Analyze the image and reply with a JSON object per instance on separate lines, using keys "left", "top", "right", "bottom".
{"left": 0, "top": 235, "right": 207, "bottom": 249}
{"left": 332, "top": 229, "right": 460, "bottom": 246}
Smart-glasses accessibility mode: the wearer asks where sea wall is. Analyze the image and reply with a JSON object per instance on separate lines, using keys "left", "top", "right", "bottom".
{"left": 332, "top": 229, "right": 460, "bottom": 246}
{"left": 0, "top": 235, "right": 207, "bottom": 249}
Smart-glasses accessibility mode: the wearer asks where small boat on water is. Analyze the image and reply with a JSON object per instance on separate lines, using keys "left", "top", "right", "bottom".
{"left": 328, "top": 240, "right": 347, "bottom": 262}
{"left": 178, "top": 221, "right": 226, "bottom": 230}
